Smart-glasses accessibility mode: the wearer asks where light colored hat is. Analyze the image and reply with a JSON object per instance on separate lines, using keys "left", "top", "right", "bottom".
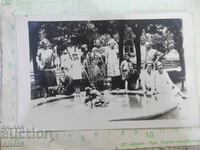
{"left": 39, "top": 38, "right": 50, "bottom": 45}
{"left": 168, "top": 43, "right": 174, "bottom": 48}
{"left": 108, "top": 38, "right": 116, "bottom": 45}
{"left": 145, "top": 41, "right": 152, "bottom": 46}
{"left": 81, "top": 44, "right": 87, "bottom": 49}
{"left": 81, "top": 44, "right": 88, "bottom": 52}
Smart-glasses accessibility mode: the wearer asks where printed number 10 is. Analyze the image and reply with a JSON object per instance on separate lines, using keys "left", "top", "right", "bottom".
{"left": 146, "top": 131, "right": 154, "bottom": 139}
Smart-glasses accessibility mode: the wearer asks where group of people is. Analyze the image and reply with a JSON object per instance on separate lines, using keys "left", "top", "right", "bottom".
{"left": 80, "top": 38, "right": 121, "bottom": 91}
{"left": 35, "top": 35, "right": 184, "bottom": 99}
{"left": 140, "top": 61, "right": 185, "bottom": 98}
{"left": 120, "top": 52, "right": 185, "bottom": 98}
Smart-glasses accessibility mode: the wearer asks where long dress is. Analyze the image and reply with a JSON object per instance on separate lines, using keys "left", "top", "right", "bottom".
{"left": 154, "top": 70, "right": 180, "bottom": 95}
{"left": 105, "top": 47, "right": 120, "bottom": 77}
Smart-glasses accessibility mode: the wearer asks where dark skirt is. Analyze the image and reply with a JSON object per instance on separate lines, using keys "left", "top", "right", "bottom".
{"left": 38, "top": 70, "right": 57, "bottom": 87}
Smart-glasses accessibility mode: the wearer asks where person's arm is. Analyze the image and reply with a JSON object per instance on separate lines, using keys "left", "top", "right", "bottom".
{"left": 135, "top": 79, "right": 139, "bottom": 90}
{"left": 36, "top": 49, "right": 43, "bottom": 70}
{"left": 125, "top": 80, "right": 128, "bottom": 90}
{"left": 103, "top": 47, "right": 109, "bottom": 66}
{"left": 140, "top": 71, "right": 146, "bottom": 92}
{"left": 36, "top": 49, "right": 41, "bottom": 64}
{"left": 164, "top": 70, "right": 181, "bottom": 95}
{"left": 164, "top": 70, "right": 175, "bottom": 87}
{"left": 135, "top": 73, "right": 140, "bottom": 90}
{"left": 153, "top": 72, "right": 158, "bottom": 94}
{"left": 120, "top": 61, "right": 124, "bottom": 74}
{"left": 155, "top": 50, "right": 164, "bottom": 63}
{"left": 164, "top": 70, "right": 186, "bottom": 98}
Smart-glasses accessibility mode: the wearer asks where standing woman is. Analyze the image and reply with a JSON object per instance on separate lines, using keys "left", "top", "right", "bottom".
{"left": 36, "top": 39, "right": 55, "bottom": 98}
{"left": 93, "top": 57, "right": 106, "bottom": 91}
{"left": 105, "top": 38, "right": 121, "bottom": 90}
{"left": 140, "top": 61, "right": 155, "bottom": 94}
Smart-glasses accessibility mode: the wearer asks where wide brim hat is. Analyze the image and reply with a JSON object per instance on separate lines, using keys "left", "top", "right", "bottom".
{"left": 108, "top": 38, "right": 116, "bottom": 45}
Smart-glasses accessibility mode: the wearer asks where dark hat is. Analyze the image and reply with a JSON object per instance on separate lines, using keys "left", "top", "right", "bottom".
{"left": 145, "top": 61, "right": 154, "bottom": 69}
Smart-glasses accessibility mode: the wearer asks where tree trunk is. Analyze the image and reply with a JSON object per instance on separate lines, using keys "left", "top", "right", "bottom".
{"left": 134, "top": 35, "right": 141, "bottom": 72}
{"left": 131, "top": 23, "right": 144, "bottom": 73}
{"left": 118, "top": 21, "right": 125, "bottom": 63}
{"left": 28, "top": 23, "right": 40, "bottom": 74}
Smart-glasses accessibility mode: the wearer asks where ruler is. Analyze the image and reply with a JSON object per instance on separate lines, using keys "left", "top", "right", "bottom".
{"left": 1, "top": 127, "right": 200, "bottom": 149}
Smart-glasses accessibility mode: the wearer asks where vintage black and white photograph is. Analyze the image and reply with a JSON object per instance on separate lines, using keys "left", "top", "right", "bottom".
{"left": 16, "top": 14, "right": 200, "bottom": 130}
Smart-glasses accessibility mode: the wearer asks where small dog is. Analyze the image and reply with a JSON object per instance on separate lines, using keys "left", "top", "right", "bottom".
{"left": 84, "top": 87, "right": 108, "bottom": 107}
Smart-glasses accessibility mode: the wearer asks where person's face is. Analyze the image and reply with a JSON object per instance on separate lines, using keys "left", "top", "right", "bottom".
{"left": 157, "top": 63, "right": 163, "bottom": 73}
{"left": 125, "top": 55, "right": 130, "bottom": 61}
{"left": 44, "top": 43, "right": 48, "bottom": 49}
{"left": 109, "top": 43, "right": 115, "bottom": 49}
{"left": 128, "top": 64, "right": 135, "bottom": 73}
{"left": 145, "top": 43, "right": 151, "bottom": 50}
{"left": 146, "top": 63, "right": 153, "bottom": 73}
{"left": 96, "top": 41, "right": 100, "bottom": 47}
{"left": 82, "top": 45, "right": 88, "bottom": 53}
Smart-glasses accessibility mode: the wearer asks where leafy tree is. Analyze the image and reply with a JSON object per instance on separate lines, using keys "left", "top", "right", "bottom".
{"left": 29, "top": 19, "right": 184, "bottom": 76}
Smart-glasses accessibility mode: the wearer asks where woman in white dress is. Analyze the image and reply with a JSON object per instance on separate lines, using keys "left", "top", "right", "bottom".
{"left": 104, "top": 38, "right": 121, "bottom": 90}
{"left": 140, "top": 62, "right": 155, "bottom": 94}
{"left": 154, "top": 61, "right": 186, "bottom": 98}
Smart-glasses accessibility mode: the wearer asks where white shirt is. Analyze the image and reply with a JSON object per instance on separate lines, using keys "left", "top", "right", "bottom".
{"left": 60, "top": 52, "right": 72, "bottom": 70}
{"left": 71, "top": 60, "right": 83, "bottom": 80}
{"left": 36, "top": 48, "right": 54, "bottom": 70}
{"left": 140, "top": 70, "right": 155, "bottom": 91}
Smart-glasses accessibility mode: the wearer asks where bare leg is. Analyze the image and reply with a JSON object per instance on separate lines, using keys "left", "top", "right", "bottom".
{"left": 44, "top": 87, "right": 48, "bottom": 98}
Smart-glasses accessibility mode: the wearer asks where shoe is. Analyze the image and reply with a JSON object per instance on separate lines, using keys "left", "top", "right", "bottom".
{"left": 44, "top": 94, "right": 48, "bottom": 98}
